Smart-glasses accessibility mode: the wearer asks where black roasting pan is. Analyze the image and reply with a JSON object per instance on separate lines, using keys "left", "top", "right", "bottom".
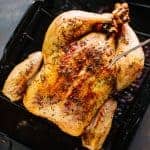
{"left": 0, "top": 0, "right": 149, "bottom": 149}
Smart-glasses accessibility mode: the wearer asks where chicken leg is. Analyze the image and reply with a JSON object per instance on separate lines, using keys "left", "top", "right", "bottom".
{"left": 2, "top": 3, "right": 143, "bottom": 150}
{"left": 82, "top": 99, "right": 117, "bottom": 150}
{"left": 42, "top": 2, "right": 129, "bottom": 64}
{"left": 23, "top": 4, "right": 129, "bottom": 136}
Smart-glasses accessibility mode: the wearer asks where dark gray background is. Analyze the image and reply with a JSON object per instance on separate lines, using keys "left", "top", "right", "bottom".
{"left": 0, "top": 0, "right": 149, "bottom": 150}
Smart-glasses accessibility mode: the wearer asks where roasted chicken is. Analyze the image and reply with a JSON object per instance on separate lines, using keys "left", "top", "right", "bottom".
{"left": 2, "top": 3, "right": 144, "bottom": 150}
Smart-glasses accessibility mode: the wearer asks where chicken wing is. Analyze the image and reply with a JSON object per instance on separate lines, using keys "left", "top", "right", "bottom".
{"left": 82, "top": 99, "right": 117, "bottom": 150}
{"left": 42, "top": 2, "right": 129, "bottom": 64}
{"left": 2, "top": 51, "right": 42, "bottom": 101}
{"left": 2, "top": 3, "right": 144, "bottom": 150}
{"left": 116, "top": 23, "right": 144, "bottom": 90}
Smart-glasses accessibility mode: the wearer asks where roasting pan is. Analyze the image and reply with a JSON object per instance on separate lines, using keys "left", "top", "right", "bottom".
{"left": 0, "top": 0, "right": 149, "bottom": 149}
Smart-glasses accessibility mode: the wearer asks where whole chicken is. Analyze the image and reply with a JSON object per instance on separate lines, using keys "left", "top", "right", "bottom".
{"left": 2, "top": 3, "right": 144, "bottom": 150}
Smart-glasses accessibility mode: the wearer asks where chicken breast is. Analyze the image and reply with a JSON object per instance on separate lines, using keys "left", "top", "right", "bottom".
{"left": 82, "top": 99, "right": 117, "bottom": 150}
{"left": 23, "top": 32, "right": 116, "bottom": 136}
{"left": 2, "top": 51, "right": 42, "bottom": 101}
